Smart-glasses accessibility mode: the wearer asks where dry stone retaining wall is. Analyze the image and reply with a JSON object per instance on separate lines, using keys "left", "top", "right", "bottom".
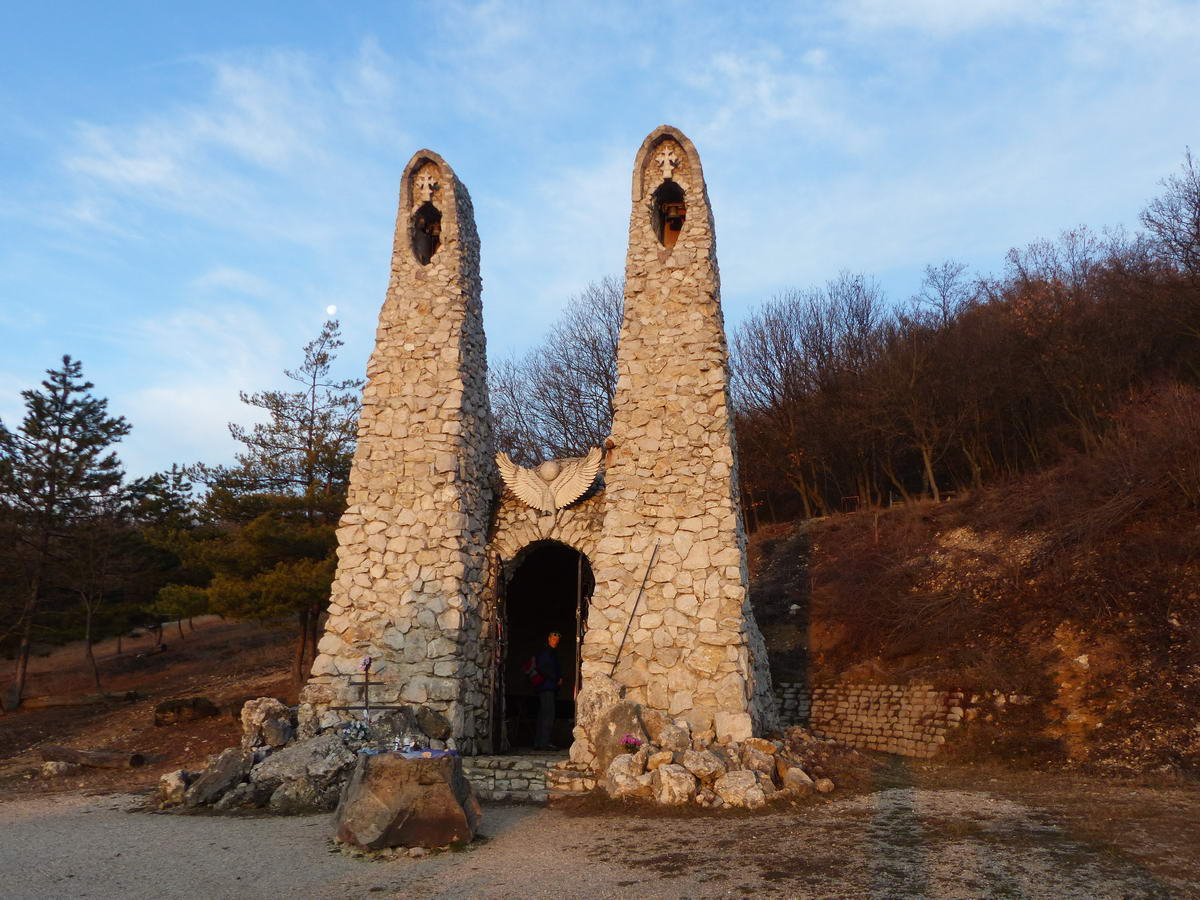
{"left": 461, "top": 755, "right": 557, "bottom": 803}
{"left": 776, "top": 682, "right": 966, "bottom": 759}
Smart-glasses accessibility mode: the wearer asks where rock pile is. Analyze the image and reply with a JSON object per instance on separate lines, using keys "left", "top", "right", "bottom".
{"left": 159, "top": 698, "right": 453, "bottom": 814}
{"left": 583, "top": 680, "right": 846, "bottom": 809}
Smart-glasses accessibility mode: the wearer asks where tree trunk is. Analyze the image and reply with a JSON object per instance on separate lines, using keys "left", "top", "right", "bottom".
{"left": 155, "top": 621, "right": 164, "bottom": 648}
{"left": 920, "top": 444, "right": 941, "bottom": 503}
{"left": 84, "top": 606, "right": 102, "bottom": 693}
{"left": 116, "top": 633, "right": 123, "bottom": 656}
{"left": 293, "top": 608, "right": 310, "bottom": 684}
{"left": 177, "top": 618, "right": 184, "bottom": 640}
{"left": 188, "top": 618, "right": 195, "bottom": 631}
{"left": 41, "top": 745, "right": 145, "bottom": 768}
{"left": 6, "top": 570, "right": 42, "bottom": 710}
{"left": 309, "top": 604, "right": 321, "bottom": 669}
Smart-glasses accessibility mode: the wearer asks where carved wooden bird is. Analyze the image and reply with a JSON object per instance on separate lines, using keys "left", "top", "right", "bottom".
{"left": 496, "top": 447, "right": 602, "bottom": 514}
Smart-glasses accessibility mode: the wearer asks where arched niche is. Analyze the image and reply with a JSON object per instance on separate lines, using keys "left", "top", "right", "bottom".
{"left": 411, "top": 201, "right": 442, "bottom": 265}
{"left": 651, "top": 179, "right": 686, "bottom": 249}
{"left": 409, "top": 161, "right": 443, "bottom": 265}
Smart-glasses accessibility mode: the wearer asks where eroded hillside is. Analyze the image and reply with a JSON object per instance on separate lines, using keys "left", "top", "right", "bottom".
{"left": 749, "top": 384, "right": 1200, "bottom": 775}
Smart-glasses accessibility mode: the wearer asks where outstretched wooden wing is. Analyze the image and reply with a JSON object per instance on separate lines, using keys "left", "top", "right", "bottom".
{"left": 552, "top": 446, "right": 602, "bottom": 509}
{"left": 496, "top": 452, "right": 553, "bottom": 512}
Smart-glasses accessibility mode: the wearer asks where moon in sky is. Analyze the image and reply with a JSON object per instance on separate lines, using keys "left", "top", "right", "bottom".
{"left": 325, "top": 305, "right": 338, "bottom": 316}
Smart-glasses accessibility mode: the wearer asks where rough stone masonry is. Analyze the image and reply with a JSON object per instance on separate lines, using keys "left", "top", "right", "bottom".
{"left": 301, "top": 127, "right": 777, "bottom": 755}
{"left": 300, "top": 150, "right": 495, "bottom": 752}
{"left": 582, "top": 127, "right": 776, "bottom": 742}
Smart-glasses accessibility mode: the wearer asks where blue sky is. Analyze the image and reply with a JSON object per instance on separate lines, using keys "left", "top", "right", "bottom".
{"left": 2, "top": 1, "right": 1197, "bottom": 477}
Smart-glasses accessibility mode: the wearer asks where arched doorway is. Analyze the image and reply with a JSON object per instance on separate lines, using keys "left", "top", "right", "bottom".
{"left": 499, "top": 540, "right": 593, "bottom": 752}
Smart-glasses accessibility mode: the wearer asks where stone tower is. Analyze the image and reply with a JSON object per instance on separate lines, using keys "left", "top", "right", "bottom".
{"left": 299, "top": 150, "right": 495, "bottom": 751}
{"left": 583, "top": 126, "right": 776, "bottom": 738}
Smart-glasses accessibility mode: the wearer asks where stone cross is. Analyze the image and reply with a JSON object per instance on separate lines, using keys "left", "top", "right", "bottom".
{"left": 413, "top": 170, "right": 439, "bottom": 205}
{"left": 654, "top": 145, "right": 680, "bottom": 182}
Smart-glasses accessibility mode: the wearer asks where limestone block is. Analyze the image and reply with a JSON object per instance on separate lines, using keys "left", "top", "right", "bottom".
{"left": 681, "top": 748, "right": 725, "bottom": 783}
{"left": 651, "top": 764, "right": 697, "bottom": 806}
{"left": 714, "top": 711, "right": 753, "bottom": 743}
{"left": 184, "top": 747, "right": 253, "bottom": 807}
{"left": 712, "top": 770, "right": 757, "bottom": 808}
{"left": 335, "top": 753, "right": 481, "bottom": 850}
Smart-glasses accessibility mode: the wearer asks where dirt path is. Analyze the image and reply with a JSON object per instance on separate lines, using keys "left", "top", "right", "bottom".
{"left": 2, "top": 769, "right": 1196, "bottom": 899}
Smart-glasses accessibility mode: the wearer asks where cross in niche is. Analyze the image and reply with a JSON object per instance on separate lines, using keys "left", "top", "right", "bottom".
{"left": 413, "top": 170, "right": 440, "bottom": 205}
{"left": 330, "top": 656, "right": 408, "bottom": 718}
{"left": 655, "top": 145, "right": 680, "bottom": 182}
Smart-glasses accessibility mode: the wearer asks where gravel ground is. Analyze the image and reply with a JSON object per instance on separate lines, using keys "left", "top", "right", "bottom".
{"left": 2, "top": 773, "right": 1196, "bottom": 900}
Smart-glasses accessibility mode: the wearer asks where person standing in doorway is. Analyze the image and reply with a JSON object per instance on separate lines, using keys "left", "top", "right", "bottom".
{"left": 534, "top": 631, "right": 563, "bottom": 750}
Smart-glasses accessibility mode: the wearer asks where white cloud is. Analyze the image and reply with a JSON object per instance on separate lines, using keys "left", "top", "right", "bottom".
{"left": 480, "top": 146, "right": 630, "bottom": 350}
{"left": 837, "top": 0, "right": 1068, "bottom": 35}
{"left": 681, "top": 48, "right": 874, "bottom": 154}
{"left": 116, "top": 303, "right": 287, "bottom": 473}
{"left": 59, "top": 44, "right": 406, "bottom": 250}
{"left": 190, "top": 266, "right": 276, "bottom": 299}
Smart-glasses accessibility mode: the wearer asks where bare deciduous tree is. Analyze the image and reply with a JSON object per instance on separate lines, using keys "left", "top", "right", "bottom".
{"left": 490, "top": 276, "right": 623, "bottom": 464}
{"left": 1142, "top": 148, "right": 1200, "bottom": 280}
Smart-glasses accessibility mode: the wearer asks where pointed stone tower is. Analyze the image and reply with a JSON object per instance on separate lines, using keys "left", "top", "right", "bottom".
{"left": 300, "top": 150, "right": 494, "bottom": 752}
{"left": 583, "top": 126, "right": 776, "bottom": 739}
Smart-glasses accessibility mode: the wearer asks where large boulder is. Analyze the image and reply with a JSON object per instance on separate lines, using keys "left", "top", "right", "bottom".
{"left": 590, "top": 700, "right": 648, "bottom": 776}
{"left": 335, "top": 753, "right": 481, "bottom": 850}
{"left": 646, "top": 750, "right": 674, "bottom": 772}
{"left": 240, "top": 697, "right": 293, "bottom": 749}
{"left": 416, "top": 707, "right": 452, "bottom": 741}
{"left": 741, "top": 745, "right": 777, "bottom": 782}
{"left": 713, "top": 711, "right": 753, "bottom": 743}
{"left": 712, "top": 770, "right": 758, "bottom": 808}
{"left": 214, "top": 781, "right": 273, "bottom": 812}
{"left": 185, "top": 748, "right": 253, "bottom": 807}
{"left": 781, "top": 766, "right": 815, "bottom": 795}
{"left": 574, "top": 673, "right": 623, "bottom": 735}
{"left": 571, "top": 673, "right": 624, "bottom": 765}
{"left": 248, "top": 732, "right": 355, "bottom": 811}
{"left": 158, "top": 769, "right": 192, "bottom": 807}
{"left": 681, "top": 748, "right": 725, "bottom": 784}
{"left": 640, "top": 710, "right": 691, "bottom": 753}
{"left": 604, "top": 752, "right": 652, "bottom": 800}
{"left": 651, "top": 764, "right": 697, "bottom": 806}
{"left": 774, "top": 754, "right": 814, "bottom": 795}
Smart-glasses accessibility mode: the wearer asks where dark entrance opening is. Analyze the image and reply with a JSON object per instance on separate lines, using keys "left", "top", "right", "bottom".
{"left": 651, "top": 179, "right": 686, "bottom": 249}
{"left": 411, "top": 201, "right": 442, "bottom": 264}
{"left": 499, "top": 541, "right": 592, "bottom": 752}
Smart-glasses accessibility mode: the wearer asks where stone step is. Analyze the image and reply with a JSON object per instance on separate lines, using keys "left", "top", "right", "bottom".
{"left": 475, "top": 788, "right": 548, "bottom": 803}
{"left": 463, "top": 754, "right": 568, "bottom": 803}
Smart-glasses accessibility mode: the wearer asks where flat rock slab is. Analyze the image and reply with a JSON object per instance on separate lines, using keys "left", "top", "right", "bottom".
{"left": 335, "top": 752, "right": 481, "bottom": 850}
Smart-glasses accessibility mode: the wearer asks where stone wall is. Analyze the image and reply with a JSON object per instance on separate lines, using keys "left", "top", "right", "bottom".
{"left": 300, "top": 150, "right": 495, "bottom": 753}
{"left": 461, "top": 755, "right": 555, "bottom": 803}
{"left": 581, "top": 126, "right": 776, "bottom": 744}
{"left": 489, "top": 490, "right": 605, "bottom": 565}
{"left": 775, "top": 682, "right": 966, "bottom": 759}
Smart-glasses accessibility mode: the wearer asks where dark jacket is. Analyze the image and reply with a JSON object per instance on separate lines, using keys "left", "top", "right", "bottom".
{"left": 535, "top": 645, "right": 562, "bottom": 694}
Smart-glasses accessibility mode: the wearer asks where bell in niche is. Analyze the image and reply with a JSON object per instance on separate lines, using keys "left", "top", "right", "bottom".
{"left": 412, "top": 202, "right": 442, "bottom": 265}
{"left": 651, "top": 180, "right": 686, "bottom": 249}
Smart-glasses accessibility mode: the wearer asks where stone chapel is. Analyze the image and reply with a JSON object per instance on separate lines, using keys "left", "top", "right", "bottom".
{"left": 299, "top": 126, "right": 777, "bottom": 759}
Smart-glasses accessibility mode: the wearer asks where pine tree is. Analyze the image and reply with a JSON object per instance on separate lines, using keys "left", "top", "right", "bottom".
{"left": 0, "top": 356, "right": 130, "bottom": 708}
{"left": 182, "top": 320, "right": 362, "bottom": 682}
{"left": 193, "top": 319, "right": 362, "bottom": 513}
